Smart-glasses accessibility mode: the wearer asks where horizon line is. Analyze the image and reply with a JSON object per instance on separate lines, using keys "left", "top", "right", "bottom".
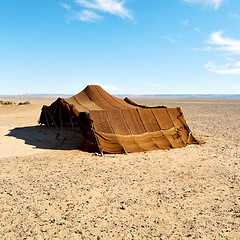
{"left": 1, "top": 93, "right": 240, "bottom": 99}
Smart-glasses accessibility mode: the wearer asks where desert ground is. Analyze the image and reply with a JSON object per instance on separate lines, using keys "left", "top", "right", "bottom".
{"left": 0, "top": 97, "right": 239, "bottom": 239}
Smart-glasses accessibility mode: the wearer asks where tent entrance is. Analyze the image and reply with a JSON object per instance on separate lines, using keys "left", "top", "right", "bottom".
{"left": 39, "top": 99, "right": 102, "bottom": 153}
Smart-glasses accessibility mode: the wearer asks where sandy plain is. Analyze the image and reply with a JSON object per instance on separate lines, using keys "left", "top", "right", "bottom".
{"left": 0, "top": 97, "right": 239, "bottom": 239}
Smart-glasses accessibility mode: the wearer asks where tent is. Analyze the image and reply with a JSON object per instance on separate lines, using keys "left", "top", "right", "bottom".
{"left": 39, "top": 85, "right": 198, "bottom": 153}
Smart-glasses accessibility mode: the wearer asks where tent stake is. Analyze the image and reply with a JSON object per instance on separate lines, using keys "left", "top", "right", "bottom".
{"left": 187, "top": 131, "right": 192, "bottom": 145}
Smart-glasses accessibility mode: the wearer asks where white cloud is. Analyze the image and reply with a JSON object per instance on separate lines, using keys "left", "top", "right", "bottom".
{"left": 181, "top": 19, "right": 202, "bottom": 34}
{"left": 61, "top": 4, "right": 102, "bottom": 23}
{"left": 204, "top": 32, "right": 240, "bottom": 74}
{"left": 207, "top": 31, "right": 240, "bottom": 54}
{"left": 75, "top": 0, "right": 133, "bottom": 20}
{"left": 182, "top": 19, "right": 189, "bottom": 26}
{"left": 60, "top": 3, "right": 103, "bottom": 22}
{"left": 164, "top": 35, "right": 176, "bottom": 43}
{"left": 204, "top": 46, "right": 212, "bottom": 51}
{"left": 204, "top": 61, "right": 240, "bottom": 74}
{"left": 60, "top": 3, "right": 71, "bottom": 10}
{"left": 194, "top": 27, "right": 202, "bottom": 33}
{"left": 183, "top": 0, "right": 224, "bottom": 10}
{"left": 229, "top": 13, "right": 240, "bottom": 19}
{"left": 60, "top": 0, "right": 133, "bottom": 22}
{"left": 191, "top": 46, "right": 213, "bottom": 52}
{"left": 226, "top": 57, "right": 234, "bottom": 61}
{"left": 70, "top": 10, "right": 102, "bottom": 22}
{"left": 234, "top": 61, "right": 240, "bottom": 67}
{"left": 232, "top": 84, "right": 240, "bottom": 89}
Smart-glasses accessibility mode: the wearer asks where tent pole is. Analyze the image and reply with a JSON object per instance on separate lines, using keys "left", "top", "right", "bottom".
{"left": 68, "top": 108, "right": 76, "bottom": 137}
{"left": 59, "top": 107, "right": 62, "bottom": 129}
{"left": 91, "top": 126, "right": 103, "bottom": 156}
{"left": 53, "top": 105, "right": 58, "bottom": 118}
{"left": 85, "top": 111, "right": 103, "bottom": 155}
{"left": 46, "top": 110, "right": 58, "bottom": 130}
{"left": 44, "top": 109, "right": 49, "bottom": 126}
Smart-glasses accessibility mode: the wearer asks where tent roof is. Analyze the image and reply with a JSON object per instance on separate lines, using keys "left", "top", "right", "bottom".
{"left": 64, "top": 85, "right": 143, "bottom": 113}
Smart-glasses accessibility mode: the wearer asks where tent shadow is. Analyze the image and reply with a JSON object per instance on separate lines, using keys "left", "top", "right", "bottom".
{"left": 6, "top": 126, "right": 84, "bottom": 150}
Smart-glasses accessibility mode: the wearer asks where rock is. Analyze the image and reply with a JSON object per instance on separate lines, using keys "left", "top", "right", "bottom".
{"left": 18, "top": 101, "right": 30, "bottom": 105}
{"left": 0, "top": 100, "right": 16, "bottom": 105}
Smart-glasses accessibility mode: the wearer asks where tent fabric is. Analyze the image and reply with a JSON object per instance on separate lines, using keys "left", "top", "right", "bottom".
{"left": 39, "top": 85, "right": 198, "bottom": 153}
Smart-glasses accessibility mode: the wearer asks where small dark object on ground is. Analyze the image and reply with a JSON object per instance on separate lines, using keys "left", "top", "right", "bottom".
{"left": 0, "top": 100, "right": 16, "bottom": 105}
{"left": 18, "top": 101, "right": 30, "bottom": 105}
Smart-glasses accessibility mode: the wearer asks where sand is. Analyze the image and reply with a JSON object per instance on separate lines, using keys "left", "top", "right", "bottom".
{"left": 0, "top": 98, "right": 239, "bottom": 239}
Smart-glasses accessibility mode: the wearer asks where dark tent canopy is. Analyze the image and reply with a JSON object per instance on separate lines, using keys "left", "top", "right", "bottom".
{"left": 39, "top": 85, "right": 198, "bottom": 153}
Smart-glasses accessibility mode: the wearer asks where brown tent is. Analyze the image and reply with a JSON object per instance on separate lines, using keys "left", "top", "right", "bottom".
{"left": 39, "top": 85, "right": 198, "bottom": 153}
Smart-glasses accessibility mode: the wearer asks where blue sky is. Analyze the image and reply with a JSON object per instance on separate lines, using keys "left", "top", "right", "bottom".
{"left": 1, "top": 0, "right": 240, "bottom": 94}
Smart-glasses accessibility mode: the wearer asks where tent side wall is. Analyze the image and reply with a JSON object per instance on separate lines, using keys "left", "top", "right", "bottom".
{"left": 90, "top": 107, "right": 198, "bottom": 153}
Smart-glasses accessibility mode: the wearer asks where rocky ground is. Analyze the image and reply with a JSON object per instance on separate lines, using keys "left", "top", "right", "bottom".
{"left": 0, "top": 98, "right": 239, "bottom": 239}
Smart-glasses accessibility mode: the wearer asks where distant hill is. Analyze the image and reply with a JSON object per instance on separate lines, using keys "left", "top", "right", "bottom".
{"left": 0, "top": 94, "right": 72, "bottom": 98}
{"left": 0, "top": 94, "right": 240, "bottom": 99}
{"left": 115, "top": 94, "right": 240, "bottom": 99}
